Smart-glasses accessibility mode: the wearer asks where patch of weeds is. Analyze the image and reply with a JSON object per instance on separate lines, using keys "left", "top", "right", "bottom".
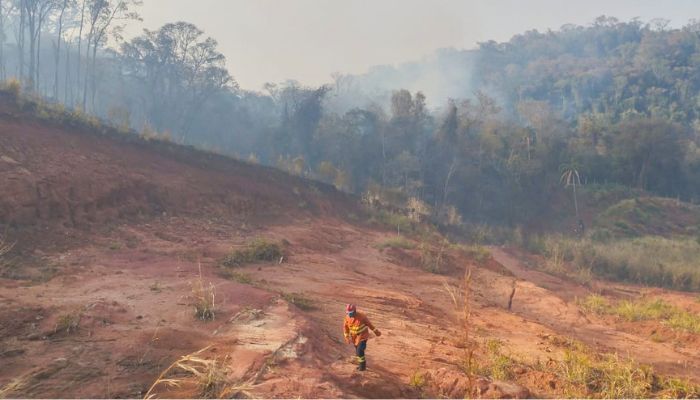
{"left": 483, "top": 339, "right": 515, "bottom": 380}
{"left": 419, "top": 238, "right": 450, "bottom": 274}
{"left": 543, "top": 336, "right": 700, "bottom": 398}
{"left": 660, "top": 377, "right": 700, "bottom": 398}
{"left": 408, "top": 370, "right": 426, "bottom": 390}
{"left": 578, "top": 294, "right": 610, "bottom": 315}
{"left": 373, "top": 236, "right": 416, "bottom": 250}
{"left": 280, "top": 292, "right": 316, "bottom": 311}
{"left": 108, "top": 242, "right": 122, "bottom": 251}
{"left": 149, "top": 282, "right": 162, "bottom": 293}
{"left": 460, "top": 244, "right": 491, "bottom": 265}
{"left": 125, "top": 236, "right": 140, "bottom": 249}
{"left": 665, "top": 311, "right": 700, "bottom": 333}
{"left": 55, "top": 310, "right": 82, "bottom": 335}
{"left": 367, "top": 209, "right": 416, "bottom": 235}
{"left": 221, "top": 238, "right": 284, "bottom": 267}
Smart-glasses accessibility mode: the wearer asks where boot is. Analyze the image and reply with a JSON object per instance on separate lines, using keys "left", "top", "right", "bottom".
{"left": 357, "top": 362, "right": 366, "bottom": 371}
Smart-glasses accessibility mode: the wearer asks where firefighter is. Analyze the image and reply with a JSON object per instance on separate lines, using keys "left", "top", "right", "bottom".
{"left": 343, "top": 304, "right": 381, "bottom": 371}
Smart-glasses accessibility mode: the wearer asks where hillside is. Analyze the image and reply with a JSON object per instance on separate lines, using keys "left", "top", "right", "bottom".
{"left": 1, "top": 97, "right": 700, "bottom": 399}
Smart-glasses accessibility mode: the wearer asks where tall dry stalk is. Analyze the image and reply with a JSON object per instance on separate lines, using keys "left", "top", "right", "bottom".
{"left": 444, "top": 267, "right": 476, "bottom": 394}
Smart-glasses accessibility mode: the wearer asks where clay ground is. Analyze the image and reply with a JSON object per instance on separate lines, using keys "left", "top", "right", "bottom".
{"left": 1, "top": 101, "right": 699, "bottom": 398}
{"left": 2, "top": 217, "right": 699, "bottom": 398}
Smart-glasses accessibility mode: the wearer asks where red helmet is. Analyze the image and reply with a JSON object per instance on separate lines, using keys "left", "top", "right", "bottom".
{"left": 346, "top": 304, "right": 356, "bottom": 313}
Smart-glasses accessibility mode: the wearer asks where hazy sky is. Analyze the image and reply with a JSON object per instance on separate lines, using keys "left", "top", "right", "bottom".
{"left": 133, "top": 0, "right": 700, "bottom": 90}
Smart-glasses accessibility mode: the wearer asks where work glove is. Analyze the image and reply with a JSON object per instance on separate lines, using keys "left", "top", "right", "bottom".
{"left": 373, "top": 329, "right": 382, "bottom": 337}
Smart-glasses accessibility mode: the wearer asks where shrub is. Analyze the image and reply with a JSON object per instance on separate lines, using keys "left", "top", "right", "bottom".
{"left": 55, "top": 310, "right": 81, "bottom": 334}
{"left": 221, "top": 238, "right": 284, "bottom": 267}
{"left": 373, "top": 236, "right": 416, "bottom": 250}
{"left": 1, "top": 78, "right": 22, "bottom": 100}
{"left": 460, "top": 244, "right": 491, "bottom": 265}
{"left": 368, "top": 209, "right": 415, "bottom": 235}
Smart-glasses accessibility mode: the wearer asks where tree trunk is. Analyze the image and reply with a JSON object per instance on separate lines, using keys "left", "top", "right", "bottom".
{"left": 572, "top": 180, "right": 579, "bottom": 218}
{"left": 36, "top": 23, "right": 41, "bottom": 92}
{"left": 76, "top": 0, "right": 85, "bottom": 107}
{"left": 0, "top": 0, "right": 5, "bottom": 80}
{"left": 82, "top": 35, "right": 90, "bottom": 110}
{"left": 54, "top": 0, "right": 67, "bottom": 99}
{"left": 90, "top": 43, "right": 98, "bottom": 110}
{"left": 442, "top": 157, "right": 457, "bottom": 208}
{"left": 64, "top": 38, "right": 71, "bottom": 104}
{"left": 28, "top": 12, "right": 35, "bottom": 90}
{"left": 17, "top": 2, "right": 25, "bottom": 82}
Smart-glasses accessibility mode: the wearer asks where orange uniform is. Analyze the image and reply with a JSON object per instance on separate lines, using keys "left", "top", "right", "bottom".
{"left": 343, "top": 311, "right": 376, "bottom": 346}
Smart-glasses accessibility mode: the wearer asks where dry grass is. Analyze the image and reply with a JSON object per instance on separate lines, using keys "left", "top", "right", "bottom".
{"left": 0, "top": 375, "right": 29, "bottom": 398}
{"left": 144, "top": 346, "right": 253, "bottom": 399}
{"left": 408, "top": 370, "right": 426, "bottom": 390}
{"left": 534, "top": 336, "right": 700, "bottom": 398}
{"left": 0, "top": 234, "right": 15, "bottom": 270}
{"left": 533, "top": 235, "right": 700, "bottom": 291}
{"left": 192, "top": 264, "right": 215, "bottom": 321}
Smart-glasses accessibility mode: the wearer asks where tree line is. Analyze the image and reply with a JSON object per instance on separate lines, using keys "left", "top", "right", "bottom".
{"left": 2, "top": 12, "right": 700, "bottom": 227}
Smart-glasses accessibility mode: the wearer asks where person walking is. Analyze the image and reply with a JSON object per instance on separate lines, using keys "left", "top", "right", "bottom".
{"left": 343, "top": 304, "right": 381, "bottom": 371}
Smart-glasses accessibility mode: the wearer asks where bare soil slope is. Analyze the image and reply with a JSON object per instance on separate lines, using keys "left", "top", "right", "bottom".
{"left": 1, "top": 100, "right": 698, "bottom": 398}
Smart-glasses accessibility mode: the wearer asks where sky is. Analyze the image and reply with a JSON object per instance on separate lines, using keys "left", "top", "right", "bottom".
{"left": 132, "top": 0, "right": 700, "bottom": 90}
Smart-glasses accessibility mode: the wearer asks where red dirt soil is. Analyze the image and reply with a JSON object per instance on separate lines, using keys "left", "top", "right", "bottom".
{"left": 1, "top": 100, "right": 699, "bottom": 398}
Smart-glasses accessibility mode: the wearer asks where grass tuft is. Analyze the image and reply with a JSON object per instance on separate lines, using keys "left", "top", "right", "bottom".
{"left": 192, "top": 264, "right": 215, "bottom": 321}
{"left": 408, "top": 370, "right": 426, "bottom": 390}
{"left": 221, "top": 270, "right": 254, "bottom": 285}
{"left": 280, "top": 292, "right": 316, "bottom": 311}
{"left": 55, "top": 310, "right": 82, "bottom": 335}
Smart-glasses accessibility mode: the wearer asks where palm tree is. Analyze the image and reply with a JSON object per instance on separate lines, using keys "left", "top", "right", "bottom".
{"left": 560, "top": 163, "right": 582, "bottom": 218}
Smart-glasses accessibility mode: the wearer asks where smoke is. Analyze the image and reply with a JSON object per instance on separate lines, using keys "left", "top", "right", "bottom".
{"left": 324, "top": 47, "right": 479, "bottom": 113}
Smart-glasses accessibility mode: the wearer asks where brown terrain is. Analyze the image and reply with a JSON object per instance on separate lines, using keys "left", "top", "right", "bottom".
{"left": 1, "top": 94, "right": 699, "bottom": 398}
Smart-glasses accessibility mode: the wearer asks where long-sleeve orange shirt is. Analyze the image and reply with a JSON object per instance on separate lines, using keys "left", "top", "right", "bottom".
{"left": 343, "top": 311, "right": 376, "bottom": 345}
